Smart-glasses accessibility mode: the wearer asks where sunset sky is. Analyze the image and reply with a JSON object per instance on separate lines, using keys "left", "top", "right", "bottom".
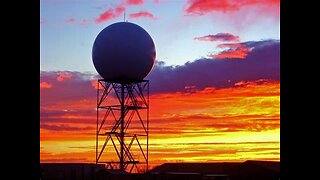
{"left": 40, "top": 0, "right": 280, "bottom": 169}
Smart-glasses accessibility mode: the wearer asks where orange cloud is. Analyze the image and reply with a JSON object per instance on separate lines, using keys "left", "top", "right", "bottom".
{"left": 91, "top": 80, "right": 99, "bottom": 90}
{"left": 40, "top": 82, "right": 53, "bottom": 89}
{"left": 56, "top": 72, "right": 72, "bottom": 82}
{"left": 211, "top": 43, "right": 252, "bottom": 59}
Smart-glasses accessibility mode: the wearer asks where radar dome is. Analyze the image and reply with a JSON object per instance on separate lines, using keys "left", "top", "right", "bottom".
{"left": 92, "top": 22, "right": 156, "bottom": 82}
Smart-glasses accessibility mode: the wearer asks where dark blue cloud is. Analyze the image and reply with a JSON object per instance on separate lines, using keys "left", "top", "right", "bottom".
{"left": 194, "top": 33, "right": 240, "bottom": 42}
{"left": 146, "top": 39, "right": 279, "bottom": 93}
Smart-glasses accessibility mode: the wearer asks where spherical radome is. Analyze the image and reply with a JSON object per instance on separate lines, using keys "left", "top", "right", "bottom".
{"left": 92, "top": 22, "right": 156, "bottom": 82}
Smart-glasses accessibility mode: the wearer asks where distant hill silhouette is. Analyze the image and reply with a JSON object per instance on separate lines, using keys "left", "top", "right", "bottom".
{"left": 150, "top": 160, "right": 280, "bottom": 180}
{"left": 40, "top": 160, "right": 280, "bottom": 180}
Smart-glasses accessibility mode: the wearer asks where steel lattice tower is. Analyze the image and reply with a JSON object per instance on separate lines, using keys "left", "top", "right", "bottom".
{"left": 95, "top": 79, "right": 149, "bottom": 173}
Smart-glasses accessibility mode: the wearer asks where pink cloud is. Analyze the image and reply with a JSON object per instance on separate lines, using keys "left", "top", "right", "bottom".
{"left": 64, "top": 18, "right": 76, "bottom": 23}
{"left": 115, "top": 6, "right": 125, "bottom": 14}
{"left": 194, "top": 33, "right": 240, "bottom": 42}
{"left": 154, "top": 0, "right": 160, "bottom": 4}
{"left": 126, "top": 0, "right": 144, "bottom": 5}
{"left": 95, "top": 9, "right": 114, "bottom": 23}
{"left": 95, "top": 6, "right": 125, "bottom": 23}
{"left": 56, "top": 72, "right": 72, "bottom": 82}
{"left": 40, "top": 82, "right": 53, "bottom": 89}
{"left": 185, "top": 0, "right": 236, "bottom": 15}
{"left": 94, "top": 0, "right": 148, "bottom": 24}
{"left": 129, "top": 11, "right": 159, "bottom": 20}
{"left": 184, "top": 0, "right": 279, "bottom": 15}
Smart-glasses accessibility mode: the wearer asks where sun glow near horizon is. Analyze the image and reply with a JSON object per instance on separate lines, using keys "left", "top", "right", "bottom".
{"left": 41, "top": 79, "right": 280, "bottom": 167}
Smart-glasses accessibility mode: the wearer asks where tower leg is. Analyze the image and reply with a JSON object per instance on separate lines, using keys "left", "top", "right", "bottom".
{"left": 120, "top": 83, "right": 125, "bottom": 170}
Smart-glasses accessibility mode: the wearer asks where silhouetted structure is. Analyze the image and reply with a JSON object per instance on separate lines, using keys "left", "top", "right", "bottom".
{"left": 92, "top": 22, "right": 155, "bottom": 173}
{"left": 95, "top": 80, "right": 149, "bottom": 173}
{"left": 40, "top": 163, "right": 104, "bottom": 180}
{"left": 40, "top": 161, "right": 279, "bottom": 180}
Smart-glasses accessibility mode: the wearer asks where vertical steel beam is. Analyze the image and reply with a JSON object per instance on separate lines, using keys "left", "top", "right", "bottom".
{"left": 120, "top": 83, "right": 125, "bottom": 170}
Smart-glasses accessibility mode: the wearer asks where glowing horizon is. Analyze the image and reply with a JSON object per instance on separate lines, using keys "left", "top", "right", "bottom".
{"left": 41, "top": 76, "right": 280, "bottom": 168}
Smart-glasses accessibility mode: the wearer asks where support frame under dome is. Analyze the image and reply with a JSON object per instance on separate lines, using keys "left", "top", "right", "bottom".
{"left": 95, "top": 79, "right": 149, "bottom": 173}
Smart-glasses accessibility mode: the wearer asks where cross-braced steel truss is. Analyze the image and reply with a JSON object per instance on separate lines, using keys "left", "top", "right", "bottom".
{"left": 96, "top": 80, "right": 149, "bottom": 173}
